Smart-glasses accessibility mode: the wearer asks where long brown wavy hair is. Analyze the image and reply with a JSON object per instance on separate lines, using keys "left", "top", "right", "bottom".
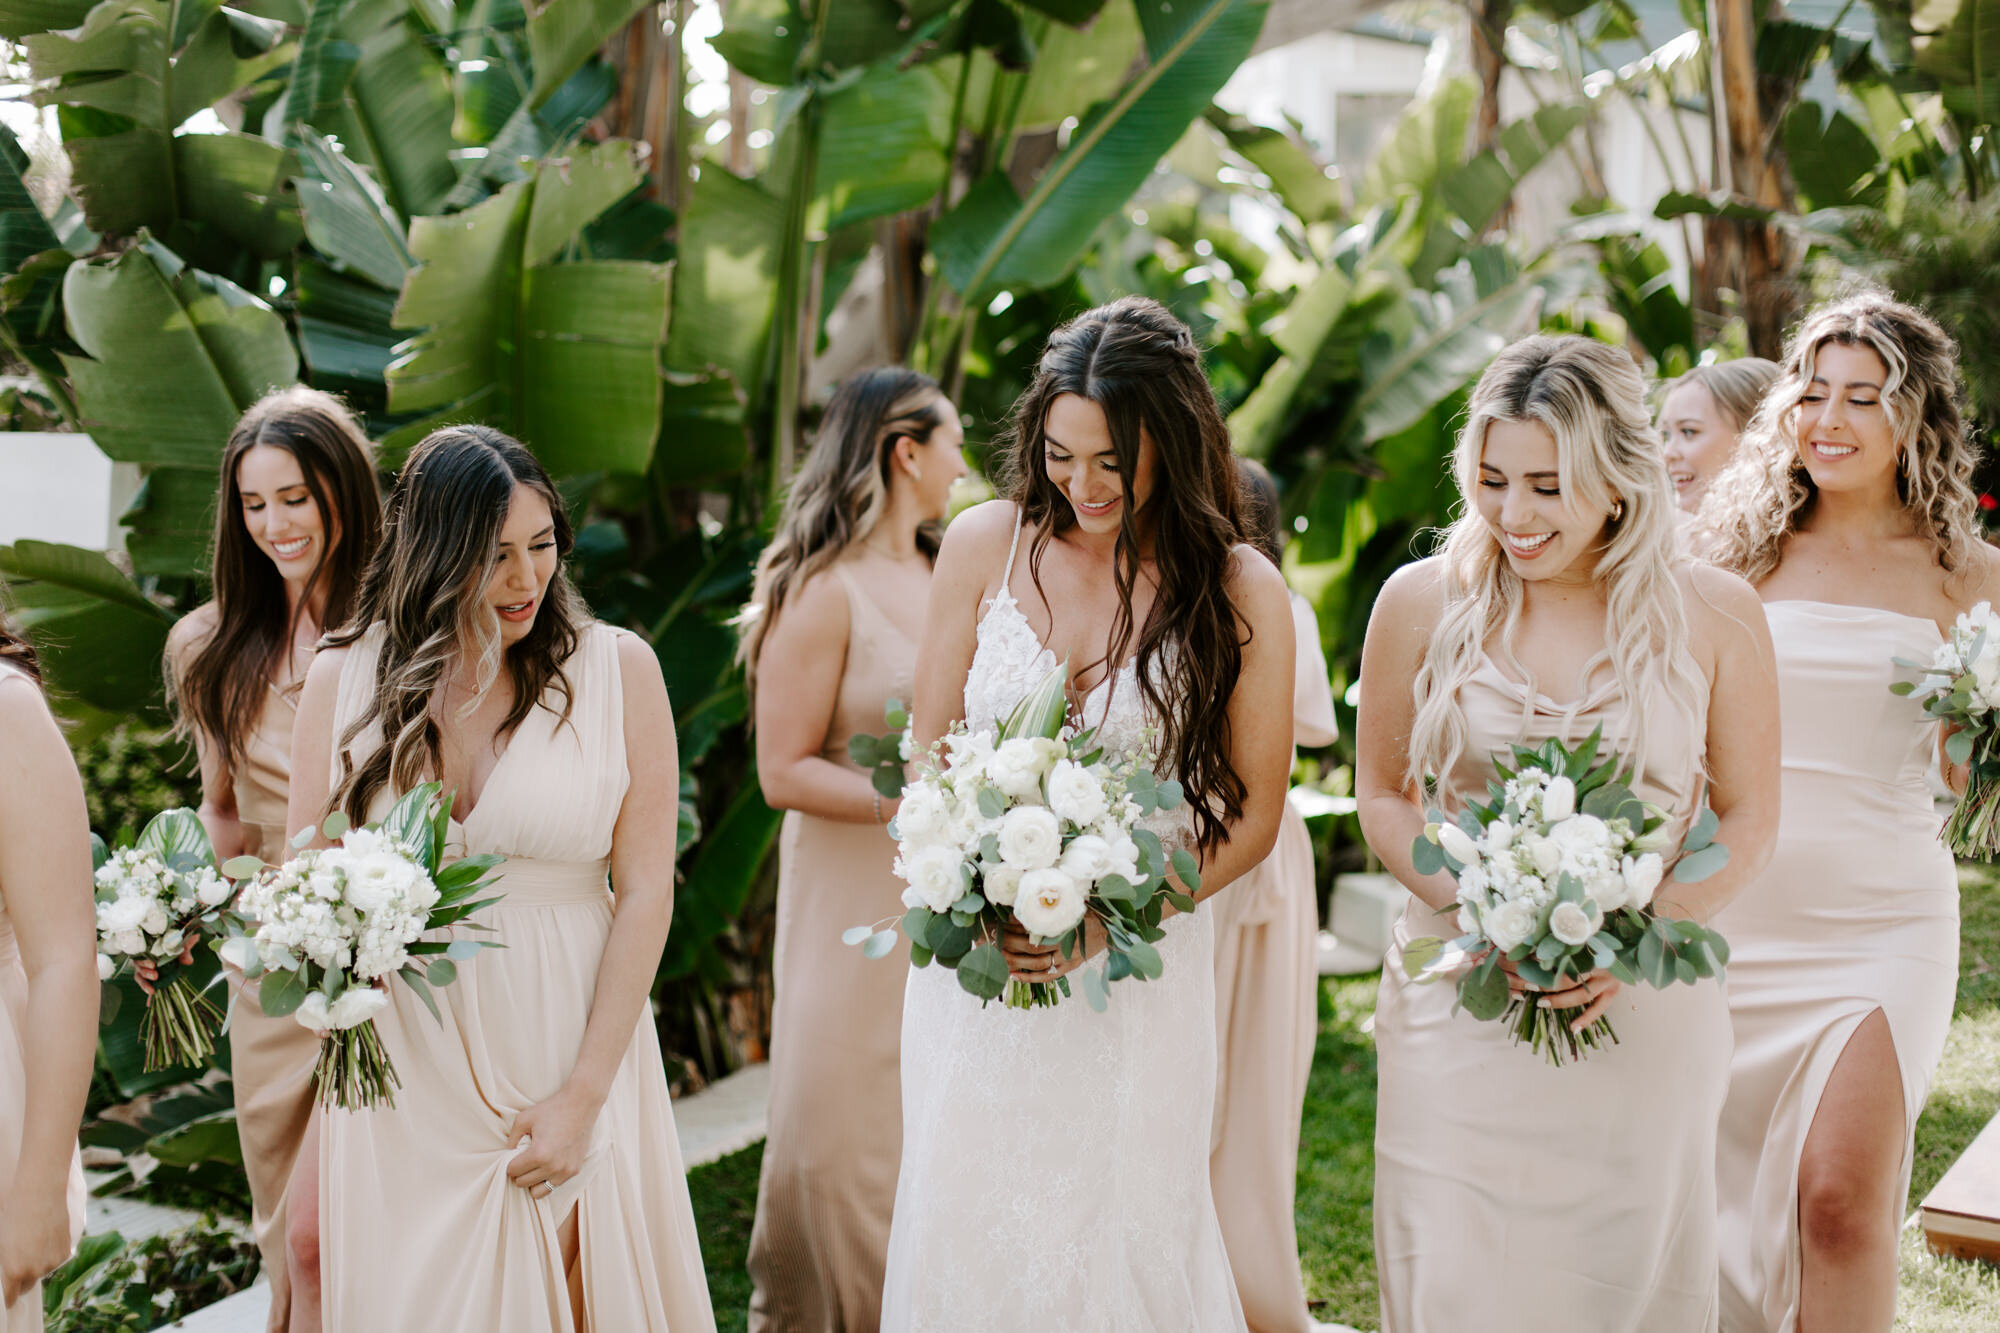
{"left": 325, "top": 425, "right": 584, "bottom": 823}
{"left": 172, "top": 386, "right": 381, "bottom": 767}
{"left": 737, "top": 366, "right": 947, "bottom": 709}
{"left": 996, "top": 295, "right": 1247, "bottom": 853}
{"left": 1695, "top": 291, "right": 1981, "bottom": 588}
{"left": 0, "top": 596, "right": 41, "bottom": 687}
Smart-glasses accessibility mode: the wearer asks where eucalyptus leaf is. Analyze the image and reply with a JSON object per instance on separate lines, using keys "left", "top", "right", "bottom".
{"left": 1672, "top": 842, "right": 1730, "bottom": 884}
{"left": 862, "top": 929, "right": 899, "bottom": 960}
{"left": 956, "top": 943, "right": 1008, "bottom": 1000}
{"left": 259, "top": 967, "right": 307, "bottom": 1018}
{"left": 841, "top": 924, "right": 874, "bottom": 946}
{"left": 1459, "top": 957, "right": 1509, "bottom": 1021}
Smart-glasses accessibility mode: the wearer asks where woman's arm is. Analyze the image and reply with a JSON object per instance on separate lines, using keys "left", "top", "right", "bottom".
{"left": 506, "top": 634, "right": 679, "bottom": 1193}
{"left": 910, "top": 501, "right": 1016, "bottom": 754}
{"left": 1354, "top": 560, "right": 1461, "bottom": 912}
{"left": 1653, "top": 566, "right": 1781, "bottom": 921}
{"left": 0, "top": 677, "right": 98, "bottom": 1304}
{"left": 166, "top": 609, "right": 247, "bottom": 861}
{"left": 285, "top": 647, "right": 348, "bottom": 850}
{"left": 753, "top": 570, "right": 881, "bottom": 823}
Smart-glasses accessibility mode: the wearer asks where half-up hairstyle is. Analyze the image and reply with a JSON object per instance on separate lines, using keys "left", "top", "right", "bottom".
{"left": 996, "top": 295, "right": 1247, "bottom": 853}
{"left": 1695, "top": 291, "right": 1980, "bottom": 588}
{"left": 325, "top": 425, "right": 584, "bottom": 823}
{"left": 737, "top": 366, "right": 947, "bottom": 708}
{"left": 173, "top": 386, "right": 381, "bottom": 766}
{"left": 1409, "top": 334, "right": 1705, "bottom": 802}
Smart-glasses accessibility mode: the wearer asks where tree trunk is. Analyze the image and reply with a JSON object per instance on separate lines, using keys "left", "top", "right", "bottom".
{"left": 1704, "top": 0, "right": 1800, "bottom": 357}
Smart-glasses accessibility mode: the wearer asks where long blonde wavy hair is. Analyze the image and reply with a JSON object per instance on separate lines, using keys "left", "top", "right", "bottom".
{"left": 1695, "top": 291, "right": 1980, "bottom": 588}
{"left": 1408, "top": 335, "right": 1705, "bottom": 801}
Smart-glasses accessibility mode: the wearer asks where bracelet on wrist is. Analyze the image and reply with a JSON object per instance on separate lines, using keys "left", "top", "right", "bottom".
{"left": 872, "top": 790, "right": 883, "bottom": 824}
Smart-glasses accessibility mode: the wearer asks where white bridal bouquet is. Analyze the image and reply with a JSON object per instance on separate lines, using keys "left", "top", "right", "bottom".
{"left": 1404, "top": 729, "right": 1732, "bottom": 1065}
{"left": 849, "top": 662, "right": 1202, "bottom": 1012}
{"left": 1893, "top": 600, "right": 2000, "bottom": 855}
{"left": 218, "top": 783, "right": 504, "bottom": 1109}
{"left": 91, "top": 810, "right": 236, "bottom": 1070}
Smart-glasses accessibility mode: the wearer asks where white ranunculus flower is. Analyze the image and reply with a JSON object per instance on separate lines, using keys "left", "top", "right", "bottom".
{"left": 989, "top": 738, "right": 1053, "bottom": 801}
{"left": 893, "top": 782, "right": 950, "bottom": 843}
{"left": 900, "top": 844, "right": 967, "bottom": 913}
{"left": 1484, "top": 900, "right": 1537, "bottom": 952}
{"left": 1549, "top": 900, "right": 1598, "bottom": 946}
{"left": 1542, "top": 776, "right": 1576, "bottom": 821}
{"left": 1046, "top": 760, "right": 1109, "bottom": 827}
{"left": 1435, "top": 823, "right": 1479, "bottom": 867}
{"left": 1059, "top": 834, "right": 1118, "bottom": 884}
{"left": 97, "top": 895, "right": 150, "bottom": 935}
{"left": 1588, "top": 868, "right": 1631, "bottom": 914}
{"left": 218, "top": 935, "right": 257, "bottom": 972}
{"left": 996, "top": 805, "right": 1062, "bottom": 870}
{"left": 1620, "top": 852, "right": 1664, "bottom": 908}
{"left": 1525, "top": 836, "right": 1562, "bottom": 878}
{"left": 194, "top": 871, "right": 233, "bottom": 908}
{"left": 1013, "top": 867, "right": 1087, "bottom": 938}
{"left": 96, "top": 953, "right": 114, "bottom": 981}
{"left": 983, "top": 863, "right": 1024, "bottom": 906}
{"left": 1547, "top": 813, "right": 1612, "bottom": 859}
{"left": 140, "top": 904, "right": 170, "bottom": 936}
{"left": 294, "top": 991, "right": 332, "bottom": 1032}
{"left": 325, "top": 987, "right": 388, "bottom": 1030}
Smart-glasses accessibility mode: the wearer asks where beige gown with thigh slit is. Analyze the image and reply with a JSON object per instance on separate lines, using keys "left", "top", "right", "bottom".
{"left": 319, "top": 622, "right": 715, "bottom": 1332}
{"left": 1714, "top": 601, "right": 1959, "bottom": 1332}
{"left": 747, "top": 561, "right": 917, "bottom": 1332}
{"left": 1210, "top": 592, "right": 1336, "bottom": 1333}
{"left": 1372, "top": 654, "right": 1730, "bottom": 1332}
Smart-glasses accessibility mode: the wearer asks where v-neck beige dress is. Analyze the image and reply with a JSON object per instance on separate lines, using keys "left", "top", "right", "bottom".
{"left": 319, "top": 621, "right": 715, "bottom": 1332}
{"left": 747, "top": 560, "right": 918, "bottom": 1333}
{"left": 1209, "top": 592, "right": 1336, "bottom": 1333}
{"left": 0, "top": 659, "right": 87, "bottom": 1333}
{"left": 1372, "top": 654, "right": 1729, "bottom": 1332}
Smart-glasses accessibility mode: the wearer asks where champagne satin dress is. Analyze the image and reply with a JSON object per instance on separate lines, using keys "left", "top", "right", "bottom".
{"left": 320, "top": 622, "right": 715, "bottom": 1332}
{"left": 1714, "top": 601, "right": 1959, "bottom": 1332}
{"left": 0, "top": 660, "right": 87, "bottom": 1333}
{"left": 1209, "top": 592, "right": 1336, "bottom": 1333}
{"left": 1373, "top": 656, "right": 1730, "bottom": 1332}
{"left": 747, "top": 562, "right": 917, "bottom": 1332}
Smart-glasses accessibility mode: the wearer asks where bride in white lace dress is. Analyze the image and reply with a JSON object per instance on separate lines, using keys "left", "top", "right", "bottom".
{"left": 880, "top": 297, "right": 1298, "bottom": 1332}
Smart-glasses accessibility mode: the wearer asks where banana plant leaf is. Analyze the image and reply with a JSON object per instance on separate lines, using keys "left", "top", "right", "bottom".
{"left": 1203, "top": 105, "right": 1340, "bottom": 225}
{"left": 1011, "top": 0, "right": 1144, "bottom": 130}
{"left": 812, "top": 60, "right": 955, "bottom": 232}
{"left": 0, "top": 540, "right": 173, "bottom": 718}
{"left": 662, "top": 165, "right": 784, "bottom": 401}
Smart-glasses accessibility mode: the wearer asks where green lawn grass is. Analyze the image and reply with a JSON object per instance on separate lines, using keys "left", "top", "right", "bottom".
{"left": 684, "top": 869, "right": 2000, "bottom": 1330}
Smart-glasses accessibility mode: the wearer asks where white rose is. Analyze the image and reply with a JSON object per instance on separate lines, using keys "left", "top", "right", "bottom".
{"left": 1525, "top": 836, "right": 1562, "bottom": 878}
{"left": 294, "top": 991, "right": 332, "bottom": 1032}
{"left": 1542, "top": 776, "right": 1576, "bottom": 821}
{"left": 1046, "top": 760, "right": 1109, "bottom": 827}
{"left": 1435, "top": 823, "right": 1480, "bottom": 867}
{"left": 988, "top": 738, "right": 1052, "bottom": 801}
{"left": 96, "top": 953, "right": 114, "bottom": 981}
{"left": 218, "top": 935, "right": 257, "bottom": 972}
{"left": 1059, "top": 835, "right": 1119, "bottom": 884}
{"left": 1588, "top": 868, "right": 1632, "bottom": 914}
{"left": 893, "top": 783, "right": 950, "bottom": 843}
{"left": 899, "top": 844, "right": 967, "bottom": 913}
{"left": 324, "top": 987, "right": 389, "bottom": 1030}
{"left": 1620, "top": 852, "right": 1664, "bottom": 908}
{"left": 140, "top": 904, "right": 170, "bottom": 936}
{"left": 996, "top": 806, "right": 1062, "bottom": 870}
{"left": 1547, "top": 814, "right": 1612, "bottom": 859}
{"left": 1549, "top": 900, "right": 1600, "bottom": 947}
{"left": 1484, "top": 900, "right": 1537, "bottom": 953}
{"left": 982, "top": 864, "right": 1024, "bottom": 907}
{"left": 1013, "top": 867, "right": 1087, "bottom": 938}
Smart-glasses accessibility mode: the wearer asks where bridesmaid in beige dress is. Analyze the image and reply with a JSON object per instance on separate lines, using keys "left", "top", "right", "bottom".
{"left": 1658, "top": 358, "right": 1780, "bottom": 514}
{"left": 0, "top": 613, "right": 94, "bottom": 1331}
{"left": 1695, "top": 293, "right": 2000, "bottom": 1333}
{"left": 285, "top": 426, "right": 714, "bottom": 1331}
{"left": 740, "top": 368, "right": 965, "bottom": 1332}
{"left": 164, "top": 386, "right": 380, "bottom": 1332}
{"left": 1210, "top": 459, "right": 1336, "bottom": 1333}
{"left": 1356, "top": 335, "right": 1780, "bottom": 1331}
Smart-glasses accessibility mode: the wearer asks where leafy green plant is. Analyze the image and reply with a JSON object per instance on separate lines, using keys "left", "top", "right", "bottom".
{"left": 44, "top": 1217, "right": 259, "bottom": 1332}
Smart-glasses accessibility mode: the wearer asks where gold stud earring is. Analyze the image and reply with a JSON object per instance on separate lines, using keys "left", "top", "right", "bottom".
{"left": 1611, "top": 500, "right": 1625, "bottom": 521}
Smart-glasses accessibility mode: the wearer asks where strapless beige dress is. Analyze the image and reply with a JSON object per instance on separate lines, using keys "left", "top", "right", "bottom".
{"left": 319, "top": 622, "right": 715, "bottom": 1331}
{"left": 1372, "top": 655, "right": 1729, "bottom": 1332}
{"left": 747, "top": 562, "right": 916, "bottom": 1332}
{"left": 1714, "top": 601, "right": 1959, "bottom": 1332}
{"left": 0, "top": 660, "right": 87, "bottom": 1333}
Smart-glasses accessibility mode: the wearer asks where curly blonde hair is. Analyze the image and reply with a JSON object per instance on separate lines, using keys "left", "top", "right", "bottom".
{"left": 1408, "top": 335, "right": 1705, "bottom": 801}
{"left": 1694, "top": 291, "right": 1980, "bottom": 587}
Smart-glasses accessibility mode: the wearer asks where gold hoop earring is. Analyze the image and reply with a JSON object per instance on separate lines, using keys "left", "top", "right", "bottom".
{"left": 1611, "top": 500, "right": 1625, "bottom": 522}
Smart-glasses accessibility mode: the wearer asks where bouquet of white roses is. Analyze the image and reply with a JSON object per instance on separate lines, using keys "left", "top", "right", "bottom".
{"left": 848, "top": 662, "right": 1201, "bottom": 1012}
{"left": 1893, "top": 600, "right": 2000, "bottom": 856}
{"left": 219, "top": 783, "right": 504, "bottom": 1109}
{"left": 91, "top": 810, "right": 236, "bottom": 1070}
{"left": 1404, "top": 729, "right": 1732, "bottom": 1066}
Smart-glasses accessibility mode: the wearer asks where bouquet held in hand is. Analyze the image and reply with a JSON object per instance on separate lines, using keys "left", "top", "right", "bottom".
{"left": 1893, "top": 599, "right": 2000, "bottom": 856}
{"left": 1405, "top": 729, "right": 1731, "bottom": 1066}
{"left": 221, "top": 783, "right": 504, "bottom": 1109}
{"left": 92, "top": 809, "right": 236, "bottom": 1070}
{"left": 850, "top": 661, "right": 1202, "bottom": 1012}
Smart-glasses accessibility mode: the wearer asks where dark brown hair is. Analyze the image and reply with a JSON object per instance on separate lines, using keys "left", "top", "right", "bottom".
{"left": 173, "top": 386, "right": 381, "bottom": 766}
{"left": 1233, "top": 455, "right": 1283, "bottom": 565}
{"left": 0, "top": 597, "right": 41, "bottom": 687}
{"left": 998, "top": 295, "right": 1247, "bottom": 852}
{"left": 326, "top": 425, "right": 584, "bottom": 823}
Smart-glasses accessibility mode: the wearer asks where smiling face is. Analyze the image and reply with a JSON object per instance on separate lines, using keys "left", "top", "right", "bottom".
{"left": 1794, "top": 341, "right": 1899, "bottom": 502}
{"left": 1475, "top": 417, "right": 1614, "bottom": 585}
{"left": 906, "top": 398, "right": 970, "bottom": 522}
{"left": 1042, "top": 392, "right": 1158, "bottom": 537}
{"left": 237, "top": 444, "right": 334, "bottom": 587}
{"left": 1660, "top": 380, "right": 1739, "bottom": 513}
{"left": 486, "top": 483, "right": 559, "bottom": 646}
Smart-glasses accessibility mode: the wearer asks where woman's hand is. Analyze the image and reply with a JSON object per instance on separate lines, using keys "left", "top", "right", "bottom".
{"left": 0, "top": 1177, "right": 74, "bottom": 1305}
{"left": 132, "top": 929, "right": 200, "bottom": 997}
{"left": 1493, "top": 953, "right": 1622, "bottom": 1030}
{"left": 1000, "top": 914, "right": 1107, "bottom": 984}
{"left": 505, "top": 1087, "right": 603, "bottom": 1201}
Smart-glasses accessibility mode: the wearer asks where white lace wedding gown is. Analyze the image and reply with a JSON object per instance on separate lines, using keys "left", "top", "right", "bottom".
{"left": 879, "top": 524, "right": 1246, "bottom": 1332}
